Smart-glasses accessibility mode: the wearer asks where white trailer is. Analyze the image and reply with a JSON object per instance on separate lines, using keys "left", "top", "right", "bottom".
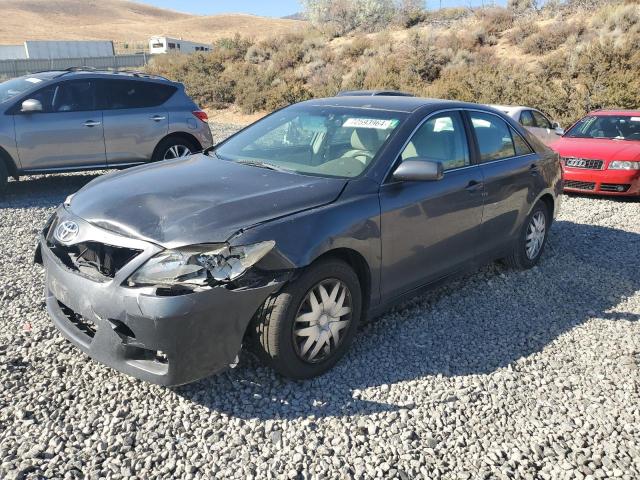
{"left": 24, "top": 41, "right": 115, "bottom": 59}
{"left": 149, "top": 36, "right": 212, "bottom": 55}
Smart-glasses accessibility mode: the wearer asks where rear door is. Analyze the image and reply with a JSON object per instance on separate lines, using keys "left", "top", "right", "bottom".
{"left": 379, "top": 110, "right": 485, "bottom": 299}
{"left": 468, "top": 110, "right": 540, "bottom": 257}
{"left": 13, "top": 79, "right": 106, "bottom": 171}
{"left": 100, "top": 79, "right": 174, "bottom": 165}
{"left": 530, "top": 110, "right": 556, "bottom": 145}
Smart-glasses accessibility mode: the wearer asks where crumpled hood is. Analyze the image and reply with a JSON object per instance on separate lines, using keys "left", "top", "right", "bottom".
{"left": 69, "top": 154, "right": 347, "bottom": 248}
{"left": 553, "top": 137, "right": 640, "bottom": 161}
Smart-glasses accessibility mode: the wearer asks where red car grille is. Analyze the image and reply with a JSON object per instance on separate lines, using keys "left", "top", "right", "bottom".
{"left": 563, "top": 158, "right": 604, "bottom": 170}
{"left": 564, "top": 180, "right": 596, "bottom": 191}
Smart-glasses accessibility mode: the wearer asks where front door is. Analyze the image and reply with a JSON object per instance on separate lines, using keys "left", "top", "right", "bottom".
{"left": 13, "top": 79, "right": 106, "bottom": 171}
{"left": 379, "top": 111, "right": 485, "bottom": 300}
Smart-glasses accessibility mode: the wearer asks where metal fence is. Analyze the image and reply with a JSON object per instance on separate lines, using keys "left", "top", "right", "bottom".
{"left": 0, "top": 54, "right": 152, "bottom": 79}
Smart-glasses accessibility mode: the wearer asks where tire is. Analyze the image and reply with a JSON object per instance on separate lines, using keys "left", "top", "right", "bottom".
{"left": 0, "top": 161, "right": 8, "bottom": 196}
{"left": 152, "top": 136, "right": 199, "bottom": 162}
{"left": 250, "top": 259, "right": 362, "bottom": 379}
{"left": 503, "top": 201, "right": 550, "bottom": 270}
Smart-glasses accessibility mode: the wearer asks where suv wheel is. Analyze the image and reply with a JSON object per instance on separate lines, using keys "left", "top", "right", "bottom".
{"left": 504, "top": 201, "right": 550, "bottom": 270}
{"left": 153, "top": 136, "right": 199, "bottom": 162}
{"left": 250, "top": 259, "right": 362, "bottom": 379}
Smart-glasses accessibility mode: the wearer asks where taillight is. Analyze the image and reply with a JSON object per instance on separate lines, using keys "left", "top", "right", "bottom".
{"left": 192, "top": 110, "right": 208, "bottom": 122}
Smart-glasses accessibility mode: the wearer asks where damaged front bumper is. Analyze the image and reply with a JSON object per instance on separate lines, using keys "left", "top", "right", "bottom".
{"left": 36, "top": 208, "right": 285, "bottom": 386}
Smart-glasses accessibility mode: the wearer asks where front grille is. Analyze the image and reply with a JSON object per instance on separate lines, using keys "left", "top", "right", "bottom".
{"left": 48, "top": 241, "right": 142, "bottom": 280}
{"left": 600, "top": 183, "right": 631, "bottom": 193}
{"left": 564, "top": 180, "right": 596, "bottom": 191}
{"left": 563, "top": 158, "right": 604, "bottom": 170}
{"left": 58, "top": 301, "right": 96, "bottom": 338}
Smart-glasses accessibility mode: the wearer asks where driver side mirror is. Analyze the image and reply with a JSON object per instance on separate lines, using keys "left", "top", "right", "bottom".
{"left": 21, "top": 99, "right": 43, "bottom": 113}
{"left": 392, "top": 159, "right": 444, "bottom": 182}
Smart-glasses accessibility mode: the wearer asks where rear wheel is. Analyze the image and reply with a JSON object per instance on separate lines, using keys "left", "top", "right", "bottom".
{"left": 250, "top": 259, "right": 361, "bottom": 379}
{"left": 152, "top": 136, "right": 199, "bottom": 162}
{"left": 504, "top": 201, "right": 550, "bottom": 270}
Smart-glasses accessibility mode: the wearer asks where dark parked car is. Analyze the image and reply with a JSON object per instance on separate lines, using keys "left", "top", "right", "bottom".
{"left": 36, "top": 95, "right": 562, "bottom": 385}
{"left": 0, "top": 68, "right": 213, "bottom": 193}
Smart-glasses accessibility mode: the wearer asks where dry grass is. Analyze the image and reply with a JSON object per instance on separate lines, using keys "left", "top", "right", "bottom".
{"left": 0, "top": 0, "right": 307, "bottom": 44}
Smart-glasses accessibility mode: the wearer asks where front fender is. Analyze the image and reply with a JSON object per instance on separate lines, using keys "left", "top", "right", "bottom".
{"left": 229, "top": 180, "right": 383, "bottom": 305}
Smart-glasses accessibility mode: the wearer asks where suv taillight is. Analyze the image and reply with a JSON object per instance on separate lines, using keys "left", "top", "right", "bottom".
{"left": 192, "top": 110, "right": 208, "bottom": 122}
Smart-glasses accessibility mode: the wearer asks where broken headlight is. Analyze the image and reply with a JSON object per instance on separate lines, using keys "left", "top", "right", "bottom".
{"left": 127, "top": 241, "right": 275, "bottom": 287}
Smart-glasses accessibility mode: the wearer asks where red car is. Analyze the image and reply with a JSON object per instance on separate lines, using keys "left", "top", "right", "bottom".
{"left": 552, "top": 110, "right": 640, "bottom": 196}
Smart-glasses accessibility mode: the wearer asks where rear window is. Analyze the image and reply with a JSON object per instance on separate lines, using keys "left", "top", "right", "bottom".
{"left": 104, "top": 80, "right": 176, "bottom": 109}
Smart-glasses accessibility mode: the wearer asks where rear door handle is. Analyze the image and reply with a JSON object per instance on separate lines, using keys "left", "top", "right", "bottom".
{"left": 83, "top": 120, "right": 101, "bottom": 127}
{"left": 151, "top": 115, "right": 166, "bottom": 121}
{"left": 465, "top": 180, "right": 484, "bottom": 193}
{"left": 529, "top": 164, "right": 540, "bottom": 175}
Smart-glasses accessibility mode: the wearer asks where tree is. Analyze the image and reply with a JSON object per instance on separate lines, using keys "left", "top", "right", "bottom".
{"left": 507, "top": 0, "right": 537, "bottom": 11}
{"left": 302, "top": 0, "right": 399, "bottom": 35}
{"left": 396, "top": 0, "right": 426, "bottom": 27}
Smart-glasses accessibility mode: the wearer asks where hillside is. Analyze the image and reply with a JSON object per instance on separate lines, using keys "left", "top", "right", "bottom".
{"left": 0, "top": 0, "right": 307, "bottom": 45}
{"left": 147, "top": 1, "right": 640, "bottom": 127}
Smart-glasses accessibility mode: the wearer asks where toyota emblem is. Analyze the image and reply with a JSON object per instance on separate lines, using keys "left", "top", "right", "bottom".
{"left": 54, "top": 220, "right": 79, "bottom": 244}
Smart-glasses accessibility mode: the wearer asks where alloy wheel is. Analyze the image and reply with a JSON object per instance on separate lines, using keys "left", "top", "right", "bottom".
{"left": 163, "top": 144, "right": 191, "bottom": 160}
{"left": 293, "top": 279, "right": 353, "bottom": 363}
{"left": 525, "top": 210, "right": 546, "bottom": 260}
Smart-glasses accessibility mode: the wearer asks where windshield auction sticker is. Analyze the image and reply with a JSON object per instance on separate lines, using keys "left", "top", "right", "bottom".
{"left": 343, "top": 118, "right": 397, "bottom": 129}
{"left": 25, "top": 78, "right": 43, "bottom": 84}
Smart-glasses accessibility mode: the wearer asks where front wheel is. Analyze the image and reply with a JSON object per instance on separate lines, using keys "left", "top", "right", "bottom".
{"left": 152, "top": 136, "right": 199, "bottom": 162}
{"left": 503, "top": 201, "right": 550, "bottom": 270}
{"left": 250, "top": 259, "right": 362, "bottom": 379}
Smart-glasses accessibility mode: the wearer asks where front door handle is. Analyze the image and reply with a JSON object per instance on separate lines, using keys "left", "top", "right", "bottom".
{"left": 83, "top": 120, "right": 101, "bottom": 127}
{"left": 150, "top": 115, "right": 166, "bottom": 121}
{"left": 465, "top": 180, "right": 484, "bottom": 193}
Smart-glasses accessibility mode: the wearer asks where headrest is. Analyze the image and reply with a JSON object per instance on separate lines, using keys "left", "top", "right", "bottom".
{"left": 351, "top": 128, "right": 382, "bottom": 151}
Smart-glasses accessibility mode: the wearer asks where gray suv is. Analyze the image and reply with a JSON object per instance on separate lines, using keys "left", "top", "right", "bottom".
{"left": 0, "top": 68, "right": 213, "bottom": 192}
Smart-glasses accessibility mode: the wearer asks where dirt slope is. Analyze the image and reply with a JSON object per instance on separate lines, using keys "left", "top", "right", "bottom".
{"left": 0, "top": 0, "right": 306, "bottom": 44}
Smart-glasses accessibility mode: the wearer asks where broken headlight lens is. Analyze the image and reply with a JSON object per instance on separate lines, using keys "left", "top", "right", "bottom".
{"left": 127, "top": 241, "right": 275, "bottom": 287}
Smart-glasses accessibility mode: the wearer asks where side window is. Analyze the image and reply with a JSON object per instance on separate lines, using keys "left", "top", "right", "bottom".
{"left": 24, "top": 80, "right": 96, "bottom": 113}
{"left": 51, "top": 81, "right": 96, "bottom": 112}
{"left": 531, "top": 110, "right": 552, "bottom": 129}
{"left": 470, "top": 112, "right": 516, "bottom": 163}
{"left": 106, "top": 80, "right": 176, "bottom": 109}
{"left": 23, "top": 85, "right": 57, "bottom": 113}
{"left": 400, "top": 111, "right": 469, "bottom": 171}
{"left": 519, "top": 110, "right": 535, "bottom": 127}
{"left": 511, "top": 127, "right": 534, "bottom": 156}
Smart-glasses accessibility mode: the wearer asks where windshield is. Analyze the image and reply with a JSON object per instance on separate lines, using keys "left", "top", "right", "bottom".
{"left": 0, "top": 73, "right": 57, "bottom": 104}
{"left": 212, "top": 106, "right": 406, "bottom": 178}
{"left": 565, "top": 115, "right": 640, "bottom": 141}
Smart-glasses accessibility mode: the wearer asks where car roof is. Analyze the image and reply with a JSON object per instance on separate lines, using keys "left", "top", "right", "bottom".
{"left": 299, "top": 95, "right": 499, "bottom": 114}
{"left": 588, "top": 109, "right": 640, "bottom": 117}
{"left": 489, "top": 104, "right": 535, "bottom": 114}
{"left": 337, "top": 89, "right": 415, "bottom": 97}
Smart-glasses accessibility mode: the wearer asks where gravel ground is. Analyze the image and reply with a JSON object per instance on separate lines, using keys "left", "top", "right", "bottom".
{"left": 0, "top": 123, "right": 639, "bottom": 480}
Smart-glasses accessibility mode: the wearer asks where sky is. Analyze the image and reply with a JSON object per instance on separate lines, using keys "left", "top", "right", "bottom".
{"left": 137, "top": 0, "right": 508, "bottom": 18}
